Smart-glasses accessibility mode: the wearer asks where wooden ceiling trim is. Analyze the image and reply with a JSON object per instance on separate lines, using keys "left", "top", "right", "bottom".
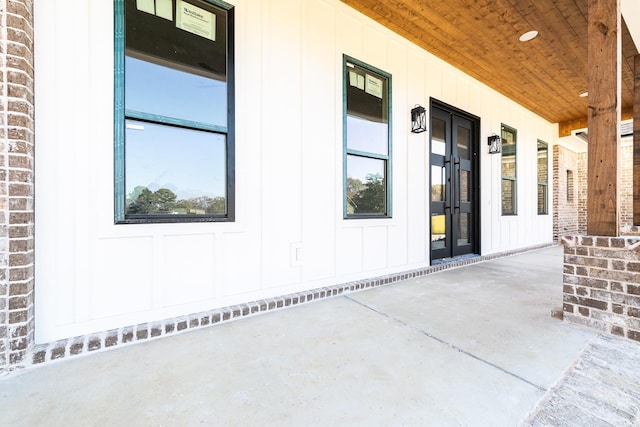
{"left": 558, "top": 107, "right": 634, "bottom": 137}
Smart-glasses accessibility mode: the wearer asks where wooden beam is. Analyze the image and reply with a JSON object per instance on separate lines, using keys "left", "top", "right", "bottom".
{"left": 558, "top": 107, "right": 633, "bottom": 137}
{"left": 634, "top": 55, "right": 640, "bottom": 225}
{"left": 586, "top": 0, "right": 621, "bottom": 236}
{"left": 559, "top": 117, "right": 588, "bottom": 137}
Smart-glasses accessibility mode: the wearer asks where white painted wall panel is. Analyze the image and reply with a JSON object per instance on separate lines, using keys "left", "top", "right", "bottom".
{"left": 34, "top": 0, "right": 558, "bottom": 343}
{"left": 363, "top": 226, "right": 388, "bottom": 272}
{"left": 300, "top": 0, "right": 338, "bottom": 283}
{"left": 219, "top": 232, "right": 261, "bottom": 296}
{"left": 163, "top": 234, "right": 216, "bottom": 306}
{"left": 406, "top": 51, "right": 427, "bottom": 266}
{"left": 260, "top": 0, "right": 304, "bottom": 289}
{"left": 336, "top": 226, "right": 363, "bottom": 276}
{"left": 90, "top": 237, "right": 154, "bottom": 319}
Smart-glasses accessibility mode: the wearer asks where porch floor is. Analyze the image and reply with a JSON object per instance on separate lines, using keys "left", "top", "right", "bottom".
{"left": 2, "top": 245, "right": 639, "bottom": 426}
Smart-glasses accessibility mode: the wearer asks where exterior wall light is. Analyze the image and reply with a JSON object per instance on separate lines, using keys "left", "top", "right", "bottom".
{"left": 488, "top": 134, "right": 501, "bottom": 154}
{"left": 411, "top": 105, "right": 427, "bottom": 133}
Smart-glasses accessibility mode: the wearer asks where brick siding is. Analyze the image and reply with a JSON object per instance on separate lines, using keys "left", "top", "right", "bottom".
{"left": 553, "top": 145, "right": 585, "bottom": 241}
{"left": 577, "top": 151, "right": 588, "bottom": 234}
{"left": 562, "top": 235, "right": 640, "bottom": 343}
{"left": 0, "top": 0, "right": 35, "bottom": 372}
{"left": 620, "top": 140, "right": 634, "bottom": 228}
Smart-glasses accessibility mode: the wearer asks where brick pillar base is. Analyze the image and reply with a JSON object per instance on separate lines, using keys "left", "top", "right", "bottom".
{"left": 0, "top": 0, "right": 35, "bottom": 372}
{"left": 562, "top": 235, "right": 640, "bottom": 343}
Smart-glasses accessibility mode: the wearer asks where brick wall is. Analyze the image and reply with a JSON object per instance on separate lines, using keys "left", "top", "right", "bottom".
{"left": 620, "top": 141, "right": 633, "bottom": 228}
{"left": 553, "top": 145, "right": 585, "bottom": 241}
{"left": 0, "top": 0, "right": 35, "bottom": 373}
{"left": 562, "top": 235, "right": 640, "bottom": 343}
{"left": 577, "top": 152, "right": 588, "bottom": 234}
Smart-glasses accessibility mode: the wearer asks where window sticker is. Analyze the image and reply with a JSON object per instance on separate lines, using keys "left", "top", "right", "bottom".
{"left": 349, "top": 71, "right": 365, "bottom": 90}
{"left": 156, "top": 0, "right": 173, "bottom": 20}
{"left": 365, "top": 74, "right": 383, "bottom": 98}
{"left": 176, "top": 0, "right": 216, "bottom": 41}
{"left": 136, "top": 0, "right": 155, "bottom": 14}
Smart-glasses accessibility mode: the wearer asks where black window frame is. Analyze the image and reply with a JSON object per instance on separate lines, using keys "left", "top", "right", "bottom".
{"left": 114, "top": 0, "right": 235, "bottom": 224}
{"left": 501, "top": 124, "right": 517, "bottom": 216}
{"left": 343, "top": 55, "right": 392, "bottom": 219}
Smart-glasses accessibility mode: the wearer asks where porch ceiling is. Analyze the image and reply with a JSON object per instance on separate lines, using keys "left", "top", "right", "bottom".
{"left": 340, "top": 0, "right": 638, "bottom": 126}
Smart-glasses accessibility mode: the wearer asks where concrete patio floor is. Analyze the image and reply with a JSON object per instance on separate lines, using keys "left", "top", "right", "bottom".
{"left": 1, "top": 245, "right": 638, "bottom": 426}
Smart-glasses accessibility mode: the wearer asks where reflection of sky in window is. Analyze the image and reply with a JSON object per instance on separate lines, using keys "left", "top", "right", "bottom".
{"left": 125, "top": 120, "right": 226, "bottom": 200}
{"left": 125, "top": 56, "right": 226, "bottom": 127}
{"left": 346, "top": 115, "right": 388, "bottom": 155}
{"left": 347, "top": 155, "right": 385, "bottom": 182}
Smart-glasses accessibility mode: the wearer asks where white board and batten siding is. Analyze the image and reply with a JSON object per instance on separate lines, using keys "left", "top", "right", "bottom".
{"left": 34, "top": 0, "right": 556, "bottom": 343}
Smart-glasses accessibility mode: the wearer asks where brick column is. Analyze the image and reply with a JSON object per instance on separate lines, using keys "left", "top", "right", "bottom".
{"left": 0, "top": 0, "right": 35, "bottom": 372}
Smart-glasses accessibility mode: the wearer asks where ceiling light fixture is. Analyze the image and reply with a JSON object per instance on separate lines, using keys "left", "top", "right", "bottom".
{"left": 519, "top": 30, "right": 538, "bottom": 42}
{"left": 579, "top": 92, "right": 588, "bottom": 97}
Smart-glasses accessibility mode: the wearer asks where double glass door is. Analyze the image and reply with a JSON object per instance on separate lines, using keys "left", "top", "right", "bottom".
{"left": 430, "top": 105, "right": 477, "bottom": 261}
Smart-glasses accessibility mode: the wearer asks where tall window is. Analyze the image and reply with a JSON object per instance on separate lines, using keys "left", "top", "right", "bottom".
{"left": 537, "top": 141, "right": 548, "bottom": 215}
{"left": 567, "top": 170, "right": 574, "bottom": 203}
{"left": 501, "top": 125, "right": 517, "bottom": 215}
{"left": 114, "top": 0, "right": 234, "bottom": 223}
{"left": 344, "top": 56, "right": 392, "bottom": 218}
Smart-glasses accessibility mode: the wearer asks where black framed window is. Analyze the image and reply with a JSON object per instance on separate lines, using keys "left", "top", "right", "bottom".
{"left": 343, "top": 56, "right": 392, "bottom": 218}
{"left": 114, "top": 0, "right": 234, "bottom": 223}
{"left": 537, "top": 140, "right": 548, "bottom": 215}
{"left": 567, "top": 170, "right": 574, "bottom": 203}
{"left": 501, "top": 125, "right": 517, "bottom": 215}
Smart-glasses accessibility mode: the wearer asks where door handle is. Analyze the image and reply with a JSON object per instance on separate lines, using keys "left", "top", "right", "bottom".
{"left": 444, "top": 158, "right": 451, "bottom": 210}
{"left": 454, "top": 158, "right": 461, "bottom": 210}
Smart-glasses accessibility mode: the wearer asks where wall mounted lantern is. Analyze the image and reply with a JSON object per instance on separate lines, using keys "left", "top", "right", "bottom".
{"left": 410, "top": 105, "right": 427, "bottom": 134}
{"left": 488, "top": 134, "right": 501, "bottom": 154}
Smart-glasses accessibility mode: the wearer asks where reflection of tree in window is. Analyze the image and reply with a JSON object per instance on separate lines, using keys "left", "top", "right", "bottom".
{"left": 127, "top": 186, "right": 226, "bottom": 215}
{"left": 348, "top": 173, "right": 385, "bottom": 214}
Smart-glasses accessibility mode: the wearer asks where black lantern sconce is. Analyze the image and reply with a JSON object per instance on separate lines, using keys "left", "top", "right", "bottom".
{"left": 488, "top": 134, "right": 501, "bottom": 154}
{"left": 411, "top": 105, "right": 427, "bottom": 134}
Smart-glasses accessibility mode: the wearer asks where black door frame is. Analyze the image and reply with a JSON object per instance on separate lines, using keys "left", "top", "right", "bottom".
{"left": 429, "top": 98, "right": 481, "bottom": 261}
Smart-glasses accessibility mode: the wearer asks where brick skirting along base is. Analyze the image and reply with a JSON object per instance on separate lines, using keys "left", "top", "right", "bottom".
{"left": 5, "top": 243, "right": 555, "bottom": 374}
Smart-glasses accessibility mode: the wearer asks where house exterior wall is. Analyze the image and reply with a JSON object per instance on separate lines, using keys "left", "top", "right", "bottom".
{"left": 28, "top": 0, "right": 557, "bottom": 356}
{"left": 0, "top": 0, "right": 34, "bottom": 369}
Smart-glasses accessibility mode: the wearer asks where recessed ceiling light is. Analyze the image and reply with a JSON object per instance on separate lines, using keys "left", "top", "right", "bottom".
{"left": 519, "top": 30, "right": 538, "bottom": 42}
{"left": 579, "top": 92, "right": 588, "bottom": 97}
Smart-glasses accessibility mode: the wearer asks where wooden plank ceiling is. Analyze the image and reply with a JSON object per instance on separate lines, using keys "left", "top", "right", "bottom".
{"left": 340, "top": 0, "right": 638, "bottom": 126}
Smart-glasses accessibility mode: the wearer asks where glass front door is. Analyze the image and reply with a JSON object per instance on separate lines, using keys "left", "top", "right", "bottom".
{"left": 430, "top": 104, "right": 478, "bottom": 261}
